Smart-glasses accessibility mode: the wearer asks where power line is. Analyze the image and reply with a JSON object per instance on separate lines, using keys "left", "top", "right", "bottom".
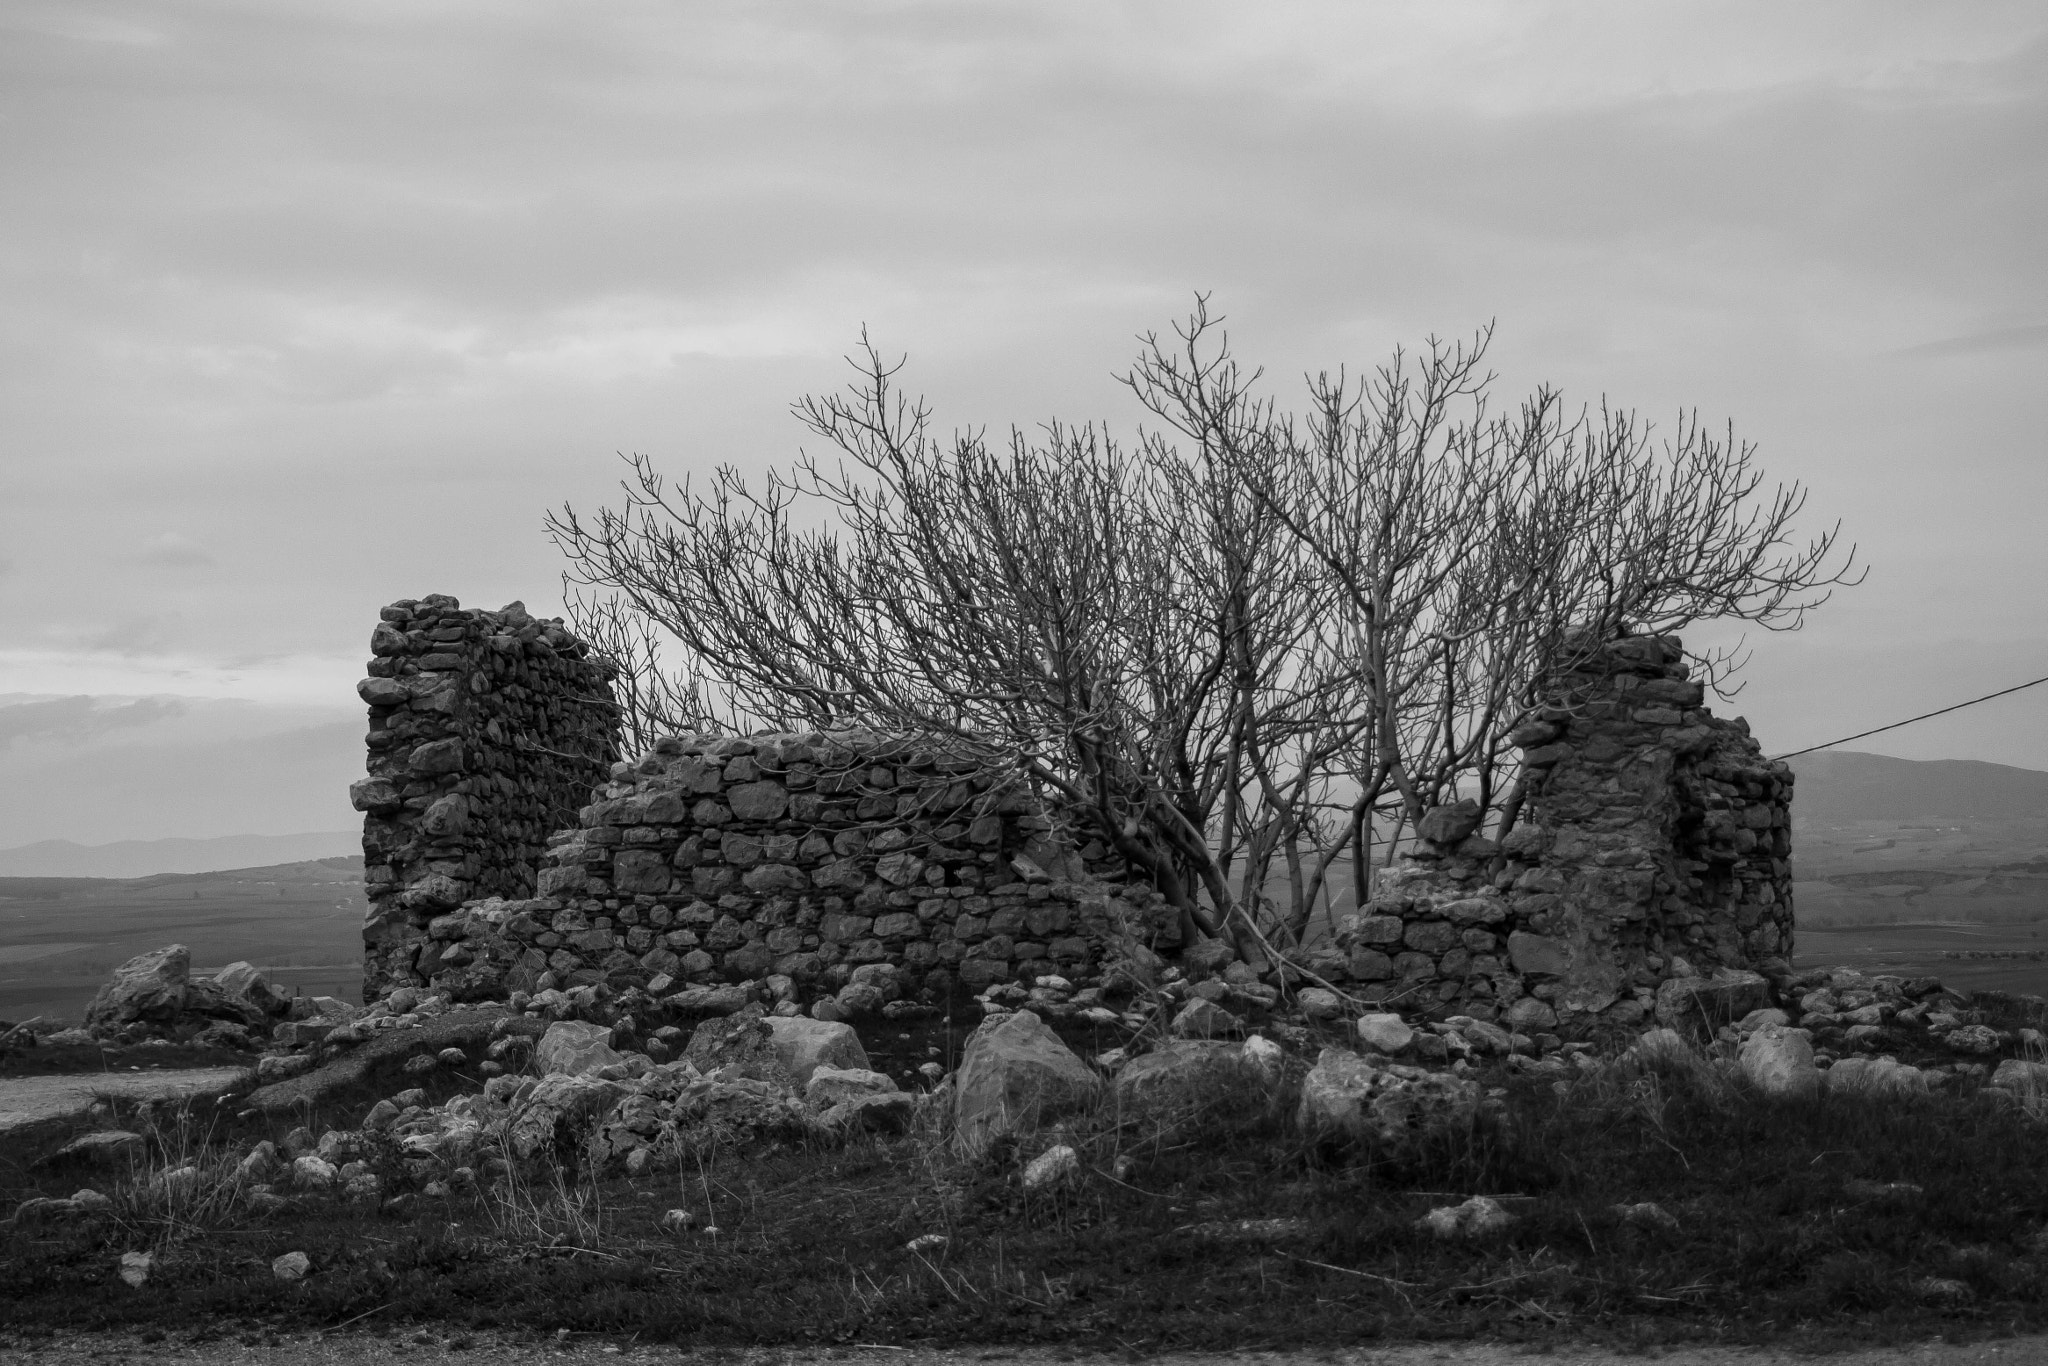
{"left": 1772, "top": 673, "right": 2048, "bottom": 762}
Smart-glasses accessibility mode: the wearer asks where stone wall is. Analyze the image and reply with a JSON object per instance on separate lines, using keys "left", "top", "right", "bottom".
{"left": 408, "top": 730, "right": 1176, "bottom": 1015}
{"left": 350, "top": 595, "right": 620, "bottom": 999}
{"left": 1321, "top": 634, "right": 1793, "bottom": 1035}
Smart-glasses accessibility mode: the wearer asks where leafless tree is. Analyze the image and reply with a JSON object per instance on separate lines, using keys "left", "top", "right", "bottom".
{"left": 1124, "top": 298, "right": 1860, "bottom": 915}
{"left": 549, "top": 303, "right": 1859, "bottom": 962}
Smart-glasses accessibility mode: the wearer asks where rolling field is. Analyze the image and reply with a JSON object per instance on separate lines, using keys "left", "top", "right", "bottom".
{"left": 0, "top": 858, "right": 364, "bottom": 1024}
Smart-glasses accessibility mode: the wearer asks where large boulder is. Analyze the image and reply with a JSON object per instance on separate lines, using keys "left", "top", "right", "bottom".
{"left": 1654, "top": 968, "right": 1771, "bottom": 1042}
{"left": 952, "top": 1009, "right": 1099, "bottom": 1154}
{"left": 84, "top": 945, "right": 190, "bottom": 1031}
{"left": 1297, "top": 1047, "right": 1482, "bottom": 1154}
{"left": 535, "top": 1020, "right": 623, "bottom": 1077}
{"left": 764, "top": 1016, "right": 870, "bottom": 1088}
{"left": 1740, "top": 1024, "right": 1820, "bottom": 1099}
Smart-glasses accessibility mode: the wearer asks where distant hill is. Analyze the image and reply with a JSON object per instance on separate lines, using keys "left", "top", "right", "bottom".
{"left": 1790, "top": 750, "right": 2048, "bottom": 823}
{"left": 0, "top": 856, "right": 367, "bottom": 1024}
{"left": 0, "top": 830, "right": 360, "bottom": 879}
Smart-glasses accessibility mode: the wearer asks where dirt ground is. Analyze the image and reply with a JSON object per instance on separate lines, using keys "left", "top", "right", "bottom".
{"left": 7, "top": 1331, "right": 2048, "bottom": 1366}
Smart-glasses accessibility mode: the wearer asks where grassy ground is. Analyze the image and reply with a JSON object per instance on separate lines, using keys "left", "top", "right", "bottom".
{"left": 5, "top": 1042, "right": 2048, "bottom": 1352}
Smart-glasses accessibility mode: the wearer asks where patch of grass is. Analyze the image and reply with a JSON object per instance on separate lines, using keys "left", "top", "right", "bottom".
{"left": 7, "top": 1047, "right": 2048, "bottom": 1349}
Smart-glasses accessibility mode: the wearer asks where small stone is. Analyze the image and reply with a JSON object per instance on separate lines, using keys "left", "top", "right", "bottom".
{"left": 271, "top": 1251, "right": 311, "bottom": 1281}
{"left": 661, "top": 1208, "right": 695, "bottom": 1233}
{"left": 1418, "top": 1195, "right": 1514, "bottom": 1239}
{"left": 1171, "top": 999, "right": 1243, "bottom": 1039}
{"left": 1022, "top": 1144, "right": 1081, "bottom": 1191}
{"left": 51, "top": 1130, "right": 145, "bottom": 1163}
{"left": 1242, "top": 1034, "right": 1284, "bottom": 1077}
{"left": 906, "top": 1233, "right": 949, "bottom": 1254}
{"left": 1355, "top": 1013, "right": 1413, "bottom": 1054}
{"left": 291, "top": 1155, "right": 338, "bottom": 1190}
{"left": 1295, "top": 987, "right": 1344, "bottom": 1021}
{"left": 119, "top": 1250, "right": 153, "bottom": 1287}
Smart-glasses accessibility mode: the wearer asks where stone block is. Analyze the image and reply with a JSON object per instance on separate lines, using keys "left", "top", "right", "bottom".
{"left": 1506, "top": 932, "right": 1570, "bottom": 977}
{"left": 1403, "top": 920, "right": 1459, "bottom": 954}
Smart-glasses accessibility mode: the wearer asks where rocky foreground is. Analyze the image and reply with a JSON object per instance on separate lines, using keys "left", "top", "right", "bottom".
{"left": 11, "top": 931, "right": 2048, "bottom": 1243}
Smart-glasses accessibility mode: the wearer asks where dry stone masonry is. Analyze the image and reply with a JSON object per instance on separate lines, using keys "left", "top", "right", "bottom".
{"left": 351, "top": 596, "right": 620, "bottom": 999}
{"left": 413, "top": 730, "right": 1175, "bottom": 1016}
{"left": 1322, "top": 633, "right": 1793, "bottom": 1036}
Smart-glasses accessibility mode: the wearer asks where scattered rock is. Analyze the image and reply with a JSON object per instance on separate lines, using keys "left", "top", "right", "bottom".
{"left": 684, "top": 1008, "right": 795, "bottom": 1088}
{"left": 1740, "top": 1024, "right": 1820, "bottom": 1099}
{"left": 1114, "top": 1039, "right": 1266, "bottom": 1105}
{"left": 1654, "top": 968, "right": 1770, "bottom": 1042}
{"left": 291, "top": 1155, "right": 338, "bottom": 1189}
{"left": 1825, "top": 1056, "right": 1933, "bottom": 1098}
{"left": 905, "top": 1233, "right": 949, "bottom": 1254}
{"left": 1295, "top": 987, "right": 1345, "bottom": 1021}
{"left": 818, "top": 1091, "right": 916, "bottom": 1134}
{"left": 804, "top": 1065, "right": 898, "bottom": 1110}
{"left": 1297, "top": 1048, "right": 1482, "bottom": 1154}
{"left": 1171, "top": 998, "right": 1243, "bottom": 1039}
{"left": 118, "top": 1250, "right": 152, "bottom": 1287}
{"left": 535, "top": 1020, "right": 623, "bottom": 1077}
{"left": 85, "top": 946, "right": 191, "bottom": 1033}
{"left": 1355, "top": 1013, "right": 1415, "bottom": 1055}
{"left": 1943, "top": 1024, "right": 2005, "bottom": 1056}
{"left": 48, "top": 1130, "right": 145, "bottom": 1164}
{"left": 763, "top": 1016, "right": 871, "bottom": 1088}
{"left": 952, "top": 1009, "right": 1100, "bottom": 1154}
{"left": 1022, "top": 1144, "right": 1080, "bottom": 1191}
{"left": 271, "top": 1250, "right": 311, "bottom": 1281}
{"left": 1418, "top": 1195, "right": 1515, "bottom": 1239}
{"left": 505, "top": 1074, "right": 628, "bottom": 1158}
{"left": 1990, "top": 1058, "right": 2048, "bottom": 1092}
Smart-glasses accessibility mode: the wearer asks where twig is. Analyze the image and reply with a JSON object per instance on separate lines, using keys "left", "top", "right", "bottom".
{"left": 1277, "top": 1252, "right": 1416, "bottom": 1287}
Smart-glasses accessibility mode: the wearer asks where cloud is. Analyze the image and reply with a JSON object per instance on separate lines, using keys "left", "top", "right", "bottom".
{"left": 133, "top": 532, "right": 215, "bottom": 567}
{"left": 0, "top": 695, "right": 186, "bottom": 748}
{"left": 1895, "top": 323, "right": 2048, "bottom": 358}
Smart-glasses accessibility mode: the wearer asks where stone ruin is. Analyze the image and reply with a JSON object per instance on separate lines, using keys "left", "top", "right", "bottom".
{"left": 417, "top": 728, "right": 1178, "bottom": 1016}
{"left": 1329, "top": 632, "right": 1793, "bottom": 1034}
{"left": 350, "top": 598, "right": 1791, "bottom": 1035}
{"left": 348, "top": 595, "right": 620, "bottom": 1000}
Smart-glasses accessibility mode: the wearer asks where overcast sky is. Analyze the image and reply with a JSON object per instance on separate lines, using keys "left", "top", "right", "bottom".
{"left": 2, "top": 1, "right": 2045, "bottom": 844}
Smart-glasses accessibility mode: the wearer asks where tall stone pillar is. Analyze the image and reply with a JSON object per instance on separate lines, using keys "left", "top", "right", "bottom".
{"left": 350, "top": 595, "right": 619, "bottom": 1000}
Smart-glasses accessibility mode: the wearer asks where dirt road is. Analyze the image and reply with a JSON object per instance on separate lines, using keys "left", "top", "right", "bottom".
{"left": 0, "top": 1066, "right": 250, "bottom": 1136}
{"left": 4, "top": 1331, "right": 2048, "bottom": 1366}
